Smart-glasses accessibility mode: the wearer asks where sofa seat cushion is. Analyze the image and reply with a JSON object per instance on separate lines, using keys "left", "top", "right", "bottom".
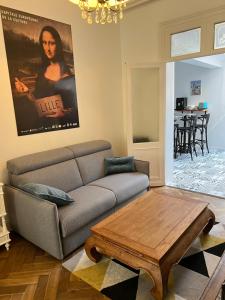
{"left": 58, "top": 186, "right": 116, "bottom": 238}
{"left": 88, "top": 172, "right": 149, "bottom": 205}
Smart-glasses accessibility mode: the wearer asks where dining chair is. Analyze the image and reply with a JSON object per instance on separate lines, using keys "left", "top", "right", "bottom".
{"left": 194, "top": 113, "right": 210, "bottom": 155}
{"left": 176, "top": 114, "right": 198, "bottom": 160}
{"left": 174, "top": 122, "right": 179, "bottom": 159}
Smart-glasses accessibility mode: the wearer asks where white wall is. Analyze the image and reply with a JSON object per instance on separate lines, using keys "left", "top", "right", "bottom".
{"left": 0, "top": 0, "right": 124, "bottom": 182}
{"left": 175, "top": 61, "right": 225, "bottom": 150}
{"left": 2, "top": 0, "right": 225, "bottom": 183}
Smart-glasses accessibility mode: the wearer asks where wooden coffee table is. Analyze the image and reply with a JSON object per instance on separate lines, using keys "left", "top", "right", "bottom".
{"left": 85, "top": 189, "right": 215, "bottom": 300}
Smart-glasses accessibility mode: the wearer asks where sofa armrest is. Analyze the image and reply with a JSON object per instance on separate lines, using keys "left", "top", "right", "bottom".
{"left": 134, "top": 159, "right": 150, "bottom": 190}
{"left": 3, "top": 185, "right": 64, "bottom": 260}
{"left": 134, "top": 159, "right": 150, "bottom": 178}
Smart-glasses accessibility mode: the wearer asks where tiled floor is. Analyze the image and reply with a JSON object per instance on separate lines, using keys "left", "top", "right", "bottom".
{"left": 169, "top": 149, "right": 225, "bottom": 199}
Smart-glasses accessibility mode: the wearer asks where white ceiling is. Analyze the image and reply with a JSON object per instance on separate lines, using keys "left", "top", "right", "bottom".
{"left": 181, "top": 54, "right": 225, "bottom": 69}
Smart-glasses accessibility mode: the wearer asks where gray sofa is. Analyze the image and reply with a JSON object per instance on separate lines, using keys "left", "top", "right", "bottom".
{"left": 3, "top": 140, "right": 150, "bottom": 259}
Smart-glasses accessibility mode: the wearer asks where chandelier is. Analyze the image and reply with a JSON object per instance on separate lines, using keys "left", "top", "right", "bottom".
{"left": 70, "top": 0, "right": 128, "bottom": 24}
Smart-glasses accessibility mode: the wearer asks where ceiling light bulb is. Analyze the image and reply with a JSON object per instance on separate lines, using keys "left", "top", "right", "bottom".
{"left": 87, "top": 0, "right": 98, "bottom": 8}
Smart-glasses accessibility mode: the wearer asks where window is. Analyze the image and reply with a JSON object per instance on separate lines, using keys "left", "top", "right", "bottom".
{"left": 171, "top": 28, "right": 201, "bottom": 57}
{"left": 131, "top": 67, "right": 159, "bottom": 143}
{"left": 214, "top": 22, "right": 225, "bottom": 49}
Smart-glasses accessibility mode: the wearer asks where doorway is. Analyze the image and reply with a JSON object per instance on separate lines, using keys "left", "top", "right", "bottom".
{"left": 166, "top": 53, "right": 225, "bottom": 198}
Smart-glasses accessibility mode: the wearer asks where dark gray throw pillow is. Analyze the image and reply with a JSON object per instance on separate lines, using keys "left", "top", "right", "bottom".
{"left": 104, "top": 156, "right": 136, "bottom": 175}
{"left": 20, "top": 183, "right": 74, "bottom": 206}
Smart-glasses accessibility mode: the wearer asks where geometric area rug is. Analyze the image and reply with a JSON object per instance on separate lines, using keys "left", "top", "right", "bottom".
{"left": 63, "top": 221, "right": 225, "bottom": 300}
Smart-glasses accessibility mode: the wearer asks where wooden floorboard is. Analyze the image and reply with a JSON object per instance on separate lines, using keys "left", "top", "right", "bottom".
{"left": 0, "top": 234, "right": 108, "bottom": 299}
{"left": 1, "top": 187, "right": 224, "bottom": 299}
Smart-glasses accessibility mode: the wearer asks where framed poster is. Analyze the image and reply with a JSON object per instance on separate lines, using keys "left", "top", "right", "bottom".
{"left": 0, "top": 6, "right": 79, "bottom": 135}
{"left": 190, "top": 80, "right": 201, "bottom": 96}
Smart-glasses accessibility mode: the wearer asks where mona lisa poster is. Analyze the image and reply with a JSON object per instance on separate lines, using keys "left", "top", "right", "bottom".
{"left": 0, "top": 6, "right": 79, "bottom": 135}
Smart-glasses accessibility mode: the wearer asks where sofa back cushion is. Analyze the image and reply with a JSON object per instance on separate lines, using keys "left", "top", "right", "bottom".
{"left": 67, "top": 140, "right": 112, "bottom": 185}
{"left": 66, "top": 140, "right": 111, "bottom": 157}
{"left": 8, "top": 147, "right": 74, "bottom": 175}
{"left": 8, "top": 147, "right": 83, "bottom": 192}
{"left": 76, "top": 150, "right": 112, "bottom": 184}
{"left": 7, "top": 140, "right": 113, "bottom": 190}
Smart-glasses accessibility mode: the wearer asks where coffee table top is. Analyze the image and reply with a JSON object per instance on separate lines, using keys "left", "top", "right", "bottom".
{"left": 92, "top": 190, "right": 208, "bottom": 261}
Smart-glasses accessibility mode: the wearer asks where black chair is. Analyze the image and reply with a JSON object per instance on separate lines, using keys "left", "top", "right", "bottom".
{"left": 174, "top": 123, "right": 179, "bottom": 159}
{"left": 194, "top": 113, "right": 210, "bottom": 155}
{"left": 176, "top": 115, "right": 198, "bottom": 160}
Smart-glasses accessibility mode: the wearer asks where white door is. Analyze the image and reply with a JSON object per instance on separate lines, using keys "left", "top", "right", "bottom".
{"left": 124, "top": 63, "right": 165, "bottom": 186}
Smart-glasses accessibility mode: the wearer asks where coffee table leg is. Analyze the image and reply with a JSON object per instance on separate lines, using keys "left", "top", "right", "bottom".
{"left": 85, "top": 236, "right": 102, "bottom": 263}
{"left": 85, "top": 235, "right": 171, "bottom": 300}
{"left": 145, "top": 264, "right": 170, "bottom": 300}
{"left": 203, "top": 210, "right": 215, "bottom": 234}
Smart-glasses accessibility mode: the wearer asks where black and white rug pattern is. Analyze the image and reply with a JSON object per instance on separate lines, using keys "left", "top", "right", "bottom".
{"left": 63, "top": 220, "right": 225, "bottom": 300}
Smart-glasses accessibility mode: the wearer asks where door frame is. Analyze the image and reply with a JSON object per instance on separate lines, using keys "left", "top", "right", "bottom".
{"left": 161, "top": 5, "right": 225, "bottom": 185}
{"left": 123, "top": 5, "right": 225, "bottom": 187}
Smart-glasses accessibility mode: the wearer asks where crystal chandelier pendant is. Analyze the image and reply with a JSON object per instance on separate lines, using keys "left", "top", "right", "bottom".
{"left": 107, "top": 13, "right": 112, "bottom": 23}
{"left": 113, "top": 13, "right": 118, "bottom": 24}
{"left": 100, "top": 16, "right": 106, "bottom": 24}
{"left": 119, "top": 11, "right": 123, "bottom": 20}
{"left": 82, "top": 10, "right": 88, "bottom": 19}
{"left": 87, "top": 12, "right": 93, "bottom": 24}
{"left": 101, "top": 6, "right": 106, "bottom": 19}
{"left": 95, "top": 11, "right": 100, "bottom": 23}
{"left": 119, "top": 6, "right": 123, "bottom": 20}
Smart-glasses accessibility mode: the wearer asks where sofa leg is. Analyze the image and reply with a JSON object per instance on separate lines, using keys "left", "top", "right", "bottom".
{"left": 147, "top": 186, "right": 150, "bottom": 191}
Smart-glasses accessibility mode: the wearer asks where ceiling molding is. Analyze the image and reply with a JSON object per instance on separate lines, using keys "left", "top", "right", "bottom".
{"left": 126, "top": 0, "right": 156, "bottom": 11}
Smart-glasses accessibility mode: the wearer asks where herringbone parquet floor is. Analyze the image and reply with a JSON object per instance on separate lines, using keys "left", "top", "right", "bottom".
{"left": 0, "top": 234, "right": 108, "bottom": 299}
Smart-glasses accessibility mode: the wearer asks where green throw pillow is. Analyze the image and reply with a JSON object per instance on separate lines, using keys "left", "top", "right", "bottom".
{"left": 104, "top": 156, "right": 136, "bottom": 176}
{"left": 20, "top": 183, "right": 74, "bottom": 206}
